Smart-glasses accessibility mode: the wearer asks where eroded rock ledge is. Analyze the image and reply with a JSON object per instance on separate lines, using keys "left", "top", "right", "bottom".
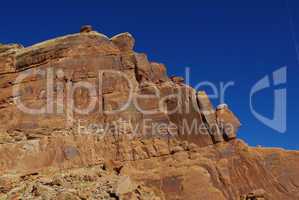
{"left": 0, "top": 26, "right": 298, "bottom": 200}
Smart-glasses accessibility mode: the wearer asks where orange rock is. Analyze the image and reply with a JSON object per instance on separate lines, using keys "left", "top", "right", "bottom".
{"left": 0, "top": 27, "right": 298, "bottom": 200}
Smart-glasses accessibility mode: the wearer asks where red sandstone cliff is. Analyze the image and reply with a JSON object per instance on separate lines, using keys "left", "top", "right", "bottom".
{"left": 0, "top": 26, "right": 298, "bottom": 200}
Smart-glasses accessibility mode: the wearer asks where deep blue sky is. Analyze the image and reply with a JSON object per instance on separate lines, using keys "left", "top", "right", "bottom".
{"left": 1, "top": 0, "right": 298, "bottom": 149}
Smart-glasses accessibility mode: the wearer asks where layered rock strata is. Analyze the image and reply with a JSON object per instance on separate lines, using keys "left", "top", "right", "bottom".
{"left": 0, "top": 26, "right": 298, "bottom": 200}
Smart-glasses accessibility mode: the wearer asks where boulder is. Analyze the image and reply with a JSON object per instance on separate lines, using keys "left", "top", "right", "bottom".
{"left": 80, "top": 25, "right": 93, "bottom": 33}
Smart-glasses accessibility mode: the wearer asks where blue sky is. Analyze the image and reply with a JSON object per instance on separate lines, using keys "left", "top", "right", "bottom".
{"left": 1, "top": 0, "right": 298, "bottom": 149}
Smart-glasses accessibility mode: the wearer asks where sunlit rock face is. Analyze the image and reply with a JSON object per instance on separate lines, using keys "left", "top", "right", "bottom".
{"left": 0, "top": 26, "right": 298, "bottom": 200}
{"left": 0, "top": 27, "right": 232, "bottom": 146}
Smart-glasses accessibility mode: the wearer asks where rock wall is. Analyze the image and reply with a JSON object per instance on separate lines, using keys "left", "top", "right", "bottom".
{"left": 0, "top": 27, "right": 298, "bottom": 200}
{"left": 0, "top": 27, "right": 236, "bottom": 146}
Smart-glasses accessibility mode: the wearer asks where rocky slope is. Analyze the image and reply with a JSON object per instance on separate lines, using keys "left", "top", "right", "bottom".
{"left": 0, "top": 26, "right": 298, "bottom": 200}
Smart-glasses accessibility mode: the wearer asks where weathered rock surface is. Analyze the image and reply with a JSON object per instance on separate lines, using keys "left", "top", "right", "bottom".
{"left": 0, "top": 26, "right": 298, "bottom": 199}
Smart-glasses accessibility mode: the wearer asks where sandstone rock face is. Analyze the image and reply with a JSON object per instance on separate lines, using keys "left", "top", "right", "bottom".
{"left": 197, "top": 91, "right": 223, "bottom": 143}
{"left": 0, "top": 27, "right": 298, "bottom": 200}
{"left": 216, "top": 104, "right": 241, "bottom": 140}
{"left": 111, "top": 32, "right": 135, "bottom": 52}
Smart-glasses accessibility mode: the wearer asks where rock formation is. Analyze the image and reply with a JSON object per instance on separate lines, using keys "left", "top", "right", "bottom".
{"left": 0, "top": 26, "right": 298, "bottom": 200}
